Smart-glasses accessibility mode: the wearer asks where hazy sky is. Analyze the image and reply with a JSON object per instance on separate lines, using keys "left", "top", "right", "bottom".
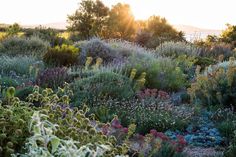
{"left": 0, "top": 0, "right": 235, "bottom": 30}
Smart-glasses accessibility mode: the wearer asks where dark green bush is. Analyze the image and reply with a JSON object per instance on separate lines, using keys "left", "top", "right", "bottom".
{"left": 195, "top": 56, "right": 216, "bottom": 68}
{"left": 218, "top": 121, "right": 236, "bottom": 140}
{"left": 0, "top": 77, "right": 19, "bottom": 89}
{"left": 15, "top": 86, "right": 34, "bottom": 101}
{"left": 224, "top": 131, "right": 236, "bottom": 157}
{"left": 73, "top": 72, "right": 135, "bottom": 105}
{"left": 43, "top": 44, "right": 79, "bottom": 67}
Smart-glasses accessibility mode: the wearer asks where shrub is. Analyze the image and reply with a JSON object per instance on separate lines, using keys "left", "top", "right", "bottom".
{"left": 68, "top": 31, "right": 81, "bottom": 42}
{"left": 156, "top": 41, "right": 200, "bottom": 57}
{"left": 124, "top": 57, "right": 186, "bottom": 91}
{"left": 135, "top": 31, "right": 151, "bottom": 47}
{"left": 0, "top": 77, "right": 19, "bottom": 89}
{"left": 0, "top": 95, "right": 33, "bottom": 156}
{"left": 15, "top": 86, "right": 35, "bottom": 101}
{"left": 224, "top": 131, "right": 236, "bottom": 157}
{"left": 76, "top": 39, "right": 157, "bottom": 66}
{"left": 195, "top": 56, "right": 216, "bottom": 68}
{"left": 36, "top": 67, "right": 70, "bottom": 89}
{"left": 21, "top": 111, "right": 111, "bottom": 157}
{"left": 73, "top": 72, "right": 135, "bottom": 104}
{"left": 150, "top": 142, "right": 187, "bottom": 157}
{"left": 218, "top": 121, "right": 236, "bottom": 140}
{"left": 0, "top": 55, "right": 42, "bottom": 76}
{"left": 175, "top": 55, "right": 197, "bottom": 81}
{"left": 88, "top": 98, "right": 193, "bottom": 134}
{"left": 211, "top": 108, "right": 236, "bottom": 142}
{"left": 199, "top": 43, "right": 234, "bottom": 59}
{"left": 0, "top": 36, "right": 49, "bottom": 57}
{"left": 107, "top": 39, "right": 156, "bottom": 61}
{"left": 43, "top": 44, "right": 79, "bottom": 67}
{"left": 24, "top": 27, "right": 70, "bottom": 46}
{"left": 76, "top": 38, "right": 117, "bottom": 65}
{"left": 0, "top": 85, "right": 188, "bottom": 156}
{"left": 188, "top": 58, "right": 236, "bottom": 107}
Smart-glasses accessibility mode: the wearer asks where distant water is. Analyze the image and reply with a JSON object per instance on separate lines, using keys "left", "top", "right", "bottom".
{"left": 185, "top": 32, "right": 221, "bottom": 42}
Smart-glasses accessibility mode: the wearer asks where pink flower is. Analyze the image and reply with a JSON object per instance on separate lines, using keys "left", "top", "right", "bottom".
{"left": 111, "top": 117, "right": 123, "bottom": 129}
{"left": 102, "top": 125, "right": 109, "bottom": 135}
{"left": 122, "top": 127, "right": 128, "bottom": 133}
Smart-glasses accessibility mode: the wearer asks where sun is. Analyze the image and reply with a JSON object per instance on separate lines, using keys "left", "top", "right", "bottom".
{"left": 129, "top": 2, "right": 153, "bottom": 20}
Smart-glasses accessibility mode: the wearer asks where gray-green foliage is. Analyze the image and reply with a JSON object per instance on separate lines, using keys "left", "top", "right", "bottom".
{"left": 0, "top": 36, "right": 49, "bottom": 57}
{"left": 75, "top": 38, "right": 157, "bottom": 66}
{"left": 76, "top": 38, "right": 117, "bottom": 65}
{"left": 124, "top": 57, "right": 186, "bottom": 91}
{"left": 73, "top": 71, "right": 135, "bottom": 104}
{"left": 107, "top": 39, "right": 157, "bottom": 61}
{"left": 156, "top": 41, "right": 200, "bottom": 57}
{"left": 0, "top": 55, "right": 42, "bottom": 76}
{"left": 19, "top": 111, "right": 111, "bottom": 157}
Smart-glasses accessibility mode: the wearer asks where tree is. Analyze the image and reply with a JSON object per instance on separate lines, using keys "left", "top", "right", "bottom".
{"left": 67, "top": 0, "right": 109, "bottom": 39}
{"left": 220, "top": 24, "right": 236, "bottom": 47}
{"left": 7, "top": 23, "right": 21, "bottom": 36}
{"left": 105, "top": 3, "right": 136, "bottom": 40}
{"left": 147, "top": 16, "right": 184, "bottom": 41}
{"left": 135, "top": 16, "right": 185, "bottom": 48}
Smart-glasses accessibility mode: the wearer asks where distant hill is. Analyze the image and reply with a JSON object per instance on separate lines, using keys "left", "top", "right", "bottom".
{"left": 173, "top": 24, "right": 222, "bottom": 41}
{"left": 23, "top": 22, "right": 67, "bottom": 30}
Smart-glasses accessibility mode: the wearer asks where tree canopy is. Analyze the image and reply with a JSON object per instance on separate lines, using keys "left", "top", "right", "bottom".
{"left": 220, "top": 24, "right": 236, "bottom": 47}
{"left": 67, "top": 0, "right": 109, "bottom": 39}
{"left": 135, "top": 16, "right": 185, "bottom": 48}
{"left": 105, "top": 3, "right": 136, "bottom": 40}
{"left": 67, "top": 0, "right": 185, "bottom": 44}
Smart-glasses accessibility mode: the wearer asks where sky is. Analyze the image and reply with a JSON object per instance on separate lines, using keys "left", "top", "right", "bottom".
{"left": 0, "top": 0, "right": 235, "bottom": 30}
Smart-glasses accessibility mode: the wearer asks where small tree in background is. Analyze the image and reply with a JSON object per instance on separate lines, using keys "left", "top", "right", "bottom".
{"left": 67, "top": 0, "right": 109, "bottom": 40}
{"left": 105, "top": 3, "right": 136, "bottom": 41}
{"left": 7, "top": 23, "right": 21, "bottom": 36}
{"left": 220, "top": 24, "right": 236, "bottom": 47}
{"left": 135, "top": 16, "right": 185, "bottom": 48}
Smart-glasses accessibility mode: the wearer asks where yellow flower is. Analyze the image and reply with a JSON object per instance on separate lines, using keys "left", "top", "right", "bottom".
{"left": 94, "top": 57, "right": 103, "bottom": 69}
{"left": 85, "top": 57, "right": 93, "bottom": 69}
{"left": 129, "top": 68, "right": 137, "bottom": 80}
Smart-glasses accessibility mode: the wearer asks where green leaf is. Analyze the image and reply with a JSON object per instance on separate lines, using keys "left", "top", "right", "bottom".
{"left": 51, "top": 136, "right": 60, "bottom": 153}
